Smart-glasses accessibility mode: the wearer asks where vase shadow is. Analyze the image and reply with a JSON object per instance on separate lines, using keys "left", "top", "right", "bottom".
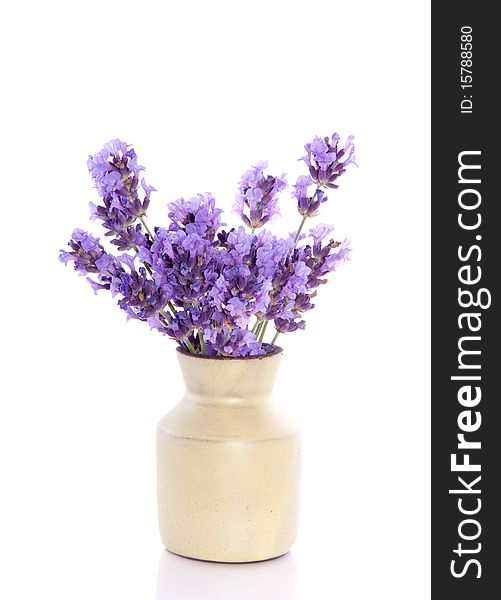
{"left": 156, "top": 548, "right": 298, "bottom": 600}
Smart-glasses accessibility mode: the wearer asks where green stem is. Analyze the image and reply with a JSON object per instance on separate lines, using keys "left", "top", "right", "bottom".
{"left": 293, "top": 213, "right": 308, "bottom": 244}
{"left": 198, "top": 329, "right": 206, "bottom": 356}
{"left": 251, "top": 318, "right": 262, "bottom": 334}
{"left": 293, "top": 184, "right": 323, "bottom": 245}
{"left": 271, "top": 330, "right": 280, "bottom": 346}
{"left": 158, "top": 313, "right": 170, "bottom": 327}
{"left": 254, "top": 320, "right": 264, "bottom": 340}
{"left": 183, "top": 337, "right": 197, "bottom": 354}
{"left": 159, "top": 309, "right": 172, "bottom": 323}
{"left": 139, "top": 215, "right": 155, "bottom": 241}
{"left": 258, "top": 320, "right": 269, "bottom": 344}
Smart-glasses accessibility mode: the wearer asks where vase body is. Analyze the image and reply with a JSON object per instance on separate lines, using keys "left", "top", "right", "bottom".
{"left": 157, "top": 348, "right": 301, "bottom": 563}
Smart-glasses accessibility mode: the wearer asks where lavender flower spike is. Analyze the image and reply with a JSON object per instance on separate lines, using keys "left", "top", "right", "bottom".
{"left": 234, "top": 161, "right": 287, "bottom": 230}
{"left": 59, "top": 229, "right": 124, "bottom": 294}
{"left": 302, "top": 134, "right": 356, "bottom": 189}
{"left": 59, "top": 229, "right": 109, "bottom": 275}
{"left": 88, "top": 139, "right": 155, "bottom": 251}
{"left": 168, "top": 193, "right": 224, "bottom": 241}
{"left": 292, "top": 175, "right": 328, "bottom": 217}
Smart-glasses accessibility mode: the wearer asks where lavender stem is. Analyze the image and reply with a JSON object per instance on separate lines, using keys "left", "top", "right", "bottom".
{"left": 199, "top": 329, "right": 206, "bottom": 356}
{"left": 258, "top": 320, "right": 268, "bottom": 343}
{"left": 271, "top": 330, "right": 280, "bottom": 345}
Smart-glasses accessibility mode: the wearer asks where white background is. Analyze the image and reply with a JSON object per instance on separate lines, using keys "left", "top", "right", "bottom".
{"left": 0, "top": 1, "right": 430, "bottom": 598}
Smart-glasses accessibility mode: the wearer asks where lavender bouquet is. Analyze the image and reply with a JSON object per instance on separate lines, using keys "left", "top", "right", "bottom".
{"left": 60, "top": 135, "right": 356, "bottom": 357}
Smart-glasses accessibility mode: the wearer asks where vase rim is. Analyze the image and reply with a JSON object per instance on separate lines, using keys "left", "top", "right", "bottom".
{"left": 176, "top": 346, "right": 284, "bottom": 361}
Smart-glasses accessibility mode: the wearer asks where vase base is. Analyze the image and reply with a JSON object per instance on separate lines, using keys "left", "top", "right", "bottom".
{"left": 164, "top": 547, "right": 290, "bottom": 564}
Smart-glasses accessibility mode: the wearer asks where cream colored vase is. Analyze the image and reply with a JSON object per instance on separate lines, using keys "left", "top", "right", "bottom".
{"left": 157, "top": 347, "right": 301, "bottom": 563}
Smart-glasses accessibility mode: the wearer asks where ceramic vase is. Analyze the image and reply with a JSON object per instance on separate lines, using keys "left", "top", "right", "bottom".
{"left": 156, "top": 347, "right": 301, "bottom": 563}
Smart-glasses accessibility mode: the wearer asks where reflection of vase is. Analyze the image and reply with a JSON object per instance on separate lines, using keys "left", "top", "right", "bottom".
{"left": 156, "top": 549, "right": 299, "bottom": 600}
{"left": 157, "top": 347, "right": 301, "bottom": 563}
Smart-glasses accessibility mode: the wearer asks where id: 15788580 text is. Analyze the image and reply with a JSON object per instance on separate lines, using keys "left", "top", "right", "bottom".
{"left": 460, "top": 25, "right": 473, "bottom": 114}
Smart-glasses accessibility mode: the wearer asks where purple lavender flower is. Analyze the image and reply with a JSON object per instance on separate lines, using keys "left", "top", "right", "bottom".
{"left": 303, "top": 225, "right": 351, "bottom": 288}
{"left": 88, "top": 140, "right": 155, "bottom": 250}
{"left": 59, "top": 229, "right": 125, "bottom": 294}
{"left": 292, "top": 176, "right": 328, "bottom": 217}
{"left": 309, "top": 223, "right": 334, "bottom": 246}
{"left": 150, "top": 228, "right": 219, "bottom": 306}
{"left": 110, "top": 223, "right": 150, "bottom": 252}
{"left": 255, "top": 230, "right": 294, "bottom": 277}
{"left": 88, "top": 140, "right": 144, "bottom": 203}
{"left": 302, "top": 134, "right": 356, "bottom": 189}
{"left": 274, "top": 317, "right": 306, "bottom": 334}
{"left": 106, "top": 254, "right": 171, "bottom": 321}
{"left": 234, "top": 161, "right": 287, "bottom": 230}
{"left": 164, "top": 301, "right": 212, "bottom": 340}
{"left": 168, "top": 193, "right": 224, "bottom": 241}
{"left": 209, "top": 226, "right": 283, "bottom": 328}
{"left": 148, "top": 296, "right": 215, "bottom": 355}
{"left": 259, "top": 243, "right": 310, "bottom": 320}
{"left": 292, "top": 292, "right": 315, "bottom": 315}
{"left": 61, "top": 134, "right": 355, "bottom": 356}
{"left": 205, "top": 326, "right": 264, "bottom": 357}
{"left": 59, "top": 229, "right": 112, "bottom": 275}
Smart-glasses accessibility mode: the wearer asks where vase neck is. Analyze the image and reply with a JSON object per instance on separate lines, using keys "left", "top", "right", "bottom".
{"left": 176, "top": 350, "right": 282, "bottom": 407}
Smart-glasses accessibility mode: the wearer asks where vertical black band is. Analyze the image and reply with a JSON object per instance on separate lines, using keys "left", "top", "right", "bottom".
{"left": 432, "top": 3, "right": 499, "bottom": 597}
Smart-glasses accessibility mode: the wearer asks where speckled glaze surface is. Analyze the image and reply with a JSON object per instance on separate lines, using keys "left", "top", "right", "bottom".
{"left": 157, "top": 348, "right": 301, "bottom": 563}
